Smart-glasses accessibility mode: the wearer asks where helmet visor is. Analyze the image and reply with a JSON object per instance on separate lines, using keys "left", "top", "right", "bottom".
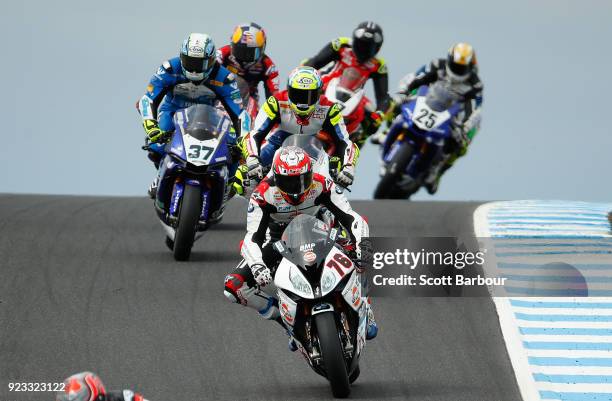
{"left": 288, "top": 87, "right": 319, "bottom": 109}
{"left": 181, "top": 53, "right": 215, "bottom": 74}
{"left": 448, "top": 61, "right": 470, "bottom": 77}
{"left": 353, "top": 38, "right": 378, "bottom": 61}
{"left": 231, "top": 43, "right": 261, "bottom": 63}
{"left": 275, "top": 171, "right": 313, "bottom": 196}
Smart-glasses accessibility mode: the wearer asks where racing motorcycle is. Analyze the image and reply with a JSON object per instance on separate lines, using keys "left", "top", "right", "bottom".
{"left": 374, "top": 81, "right": 461, "bottom": 199}
{"left": 145, "top": 104, "right": 234, "bottom": 261}
{"left": 323, "top": 68, "right": 372, "bottom": 148}
{"left": 273, "top": 214, "right": 367, "bottom": 398}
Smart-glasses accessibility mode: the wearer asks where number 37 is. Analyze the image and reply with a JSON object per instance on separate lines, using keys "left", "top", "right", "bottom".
{"left": 188, "top": 145, "right": 214, "bottom": 160}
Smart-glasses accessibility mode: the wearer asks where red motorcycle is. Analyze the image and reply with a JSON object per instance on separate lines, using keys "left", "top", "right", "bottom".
{"left": 323, "top": 68, "right": 376, "bottom": 147}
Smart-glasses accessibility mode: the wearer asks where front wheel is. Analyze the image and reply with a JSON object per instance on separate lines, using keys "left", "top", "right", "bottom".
{"left": 173, "top": 184, "right": 202, "bottom": 261}
{"left": 315, "top": 312, "right": 350, "bottom": 398}
{"left": 373, "top": 142, "right": 414, "bottom": 199}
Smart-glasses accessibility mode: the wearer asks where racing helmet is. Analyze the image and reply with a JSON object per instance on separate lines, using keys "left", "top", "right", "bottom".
{"left": 287, "top": 66, "right": 323, "bottom": 118}
{"left": 446, "top": 42, "right": 476, "bottom": 82}
{"left": 273, "top": 146, "right": 313, "bottom": 205}
{"left": 230, "top": 22, "right": 267, "bottom": 67}
{"left": 180, "top": 33, "right": 217, "bottom": 82}
{"left": 56, "top": 372, "right": 106, "bottom": 401}
{"left": 352, "top": 21, "right": 383, "bottom": 63}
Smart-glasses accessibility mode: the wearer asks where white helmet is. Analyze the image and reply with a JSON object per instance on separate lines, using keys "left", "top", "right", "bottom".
{"left": 180, "top": 33, "right": 216, "bottom": 81}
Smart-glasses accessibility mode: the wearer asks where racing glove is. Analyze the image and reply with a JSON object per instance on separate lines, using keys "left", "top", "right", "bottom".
{"left": 336, "top": 164, "right": 355, "bottom": 187}
{"left": 246, "top": 156, "right": 264, "bottom": 180}
{"left": 143, "top": 119, "right": 165, "bottom": 143}
{"left": 251, "top": 263, "right": 272, "bottom": 286}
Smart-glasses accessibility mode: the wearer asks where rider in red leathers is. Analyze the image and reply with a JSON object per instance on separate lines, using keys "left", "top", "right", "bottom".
{"left": 217, "top": 22, "right": 280, "bottom": 106}
{"left": 302, "top": 21, "right": 391, "bottom": 145}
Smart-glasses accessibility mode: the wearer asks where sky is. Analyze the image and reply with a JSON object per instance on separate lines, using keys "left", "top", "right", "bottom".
{"left": 2, "top": 0, "right": 611, "bottom": 201}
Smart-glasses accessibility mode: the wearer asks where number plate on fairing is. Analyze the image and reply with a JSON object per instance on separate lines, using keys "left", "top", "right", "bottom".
{"left": 412, "top": 96, "right": 450, "bottom": 131}
{"left": 183, "top": 135, "right": 219, "bottom": 166}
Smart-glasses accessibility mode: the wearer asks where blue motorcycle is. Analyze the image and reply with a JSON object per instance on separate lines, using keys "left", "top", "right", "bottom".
{"left": 146, "top": 104, "right": 234, "bottom": 260}
{"left": 374, "top": 82, "right": 462, "bottom": 199}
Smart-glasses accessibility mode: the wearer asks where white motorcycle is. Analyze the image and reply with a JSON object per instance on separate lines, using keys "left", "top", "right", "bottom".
{"left": 273, "top": 214, "right": 367, "bottom": 398}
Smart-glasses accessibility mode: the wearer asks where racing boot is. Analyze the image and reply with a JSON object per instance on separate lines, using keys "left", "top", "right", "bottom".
{"left": 424, "top": 176, "right": 440, "bottom": 195}
{"left": 148, "top": 177, "right": 159, "bottom": 199}
{"left": 369, "top": 130, "right": 387, "bottom": 145}
{"left": 366, "top": 301, "right": 378, "bottom": 340}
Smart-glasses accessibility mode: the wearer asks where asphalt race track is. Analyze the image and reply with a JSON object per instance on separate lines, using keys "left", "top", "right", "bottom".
{"left": 0, "top": 195, "right": 522, "bottom": 401}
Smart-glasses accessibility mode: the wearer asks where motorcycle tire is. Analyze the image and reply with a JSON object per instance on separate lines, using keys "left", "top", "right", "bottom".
{"left": 315, "top": 312, "right": 350, "bottom": 398}
{"left": 373, "top": 142, "right": 414, "bottom": 199}
{"left": 173, "top": 184, "right": 202, "bottom": 261}
{"left": 349, "top": 365, "right": 360, "bottom": 384}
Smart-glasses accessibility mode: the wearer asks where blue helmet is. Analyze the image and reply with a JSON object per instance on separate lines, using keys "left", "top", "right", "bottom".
{"left": 180, "top": 33, "right": 216, "bottom": 81}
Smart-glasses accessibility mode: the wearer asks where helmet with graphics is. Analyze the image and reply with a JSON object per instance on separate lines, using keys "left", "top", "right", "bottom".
{"left": 446, "top": 42, "right": 477, "bottom": 82}
{"left": 286, "top": 66, "right": 323, "bottom": 118}
{"left": 180, "top": 33, "right": 217, "bottom": 82}
{"left": 273, "top": 146, "right": 313, "bottom": 205}
{"left": 230, "top": 22, "right": 267, "bottom": 68}
{"left": 56, "top": 372, "right": 106, "bottom": 401}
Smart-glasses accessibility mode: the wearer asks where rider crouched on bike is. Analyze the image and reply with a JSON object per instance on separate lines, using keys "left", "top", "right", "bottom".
{"left": 224, "top": 146, "right": 378, "bottom": 341}
{"left": 217, "top": 22, "right": 280, "bottom": 103}
{"left": 242, "top": 66, "right": 359, "bottom": 188}
{"left": 379, "top": 42, "right": 483, "bottom": 194}
{"left": 136, "top": 33, "right": 243, "bottom": 197}
{"left": 56, "top": 372, "right": 148, "bottom": 401}
{"left": 302, "top": 21, "right": 392, "bottom": 144}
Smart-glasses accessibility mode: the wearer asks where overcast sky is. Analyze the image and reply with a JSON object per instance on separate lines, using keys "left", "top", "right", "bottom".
{"left": 2, "top": 0, "right": 611, "bottom": 201}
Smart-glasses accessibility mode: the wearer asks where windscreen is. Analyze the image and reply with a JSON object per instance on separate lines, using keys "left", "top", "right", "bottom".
{"left": 281, "top": 135, "right": 326, "bottom": 162}
{"left": 280, "top": 214, "right": 335, "bottom": 268}
{"left": 425, "top": 81, "right": 458, "bottom": 112}
{"left": 184, "top": 104, "right": 229, "bottom": 141}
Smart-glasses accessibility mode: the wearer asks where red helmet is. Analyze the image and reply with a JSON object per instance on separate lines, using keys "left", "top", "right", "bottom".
{"left": 56, "top": 372, "right": 106, "bottom": 401}
{"left": 273, "top": 146, "right": 313, "bottom": 205}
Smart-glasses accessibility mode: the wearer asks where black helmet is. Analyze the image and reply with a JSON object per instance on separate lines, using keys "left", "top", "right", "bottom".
{"left": 352, "top": 21, "right": 383, "bottom": 63}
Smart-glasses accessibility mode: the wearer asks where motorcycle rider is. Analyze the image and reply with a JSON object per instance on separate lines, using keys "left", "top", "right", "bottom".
{"left": 137, "top": 33, "right": 243, "bottom": 197}
{"left": 376, "top": 42, "right": 483, "bottom": 194}
{"left": 242, "top": 66, "right": 359, "bottom": 188}
{"left": 223, "top": 146, "right": 378, "bottom": 342}
{"left": 217, "top": 22, "right": 280, "bottom": 103}
{"left": 302, "top": 21, "right": 391, "bottom": 142}
{"left": 56, "top": 371, "right": 148, "bottom": 401}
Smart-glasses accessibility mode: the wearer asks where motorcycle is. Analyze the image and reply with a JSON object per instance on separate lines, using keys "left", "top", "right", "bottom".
{"left": 323, "top": 68, "right": 373, "bottom": 147}
{"left": 272, "top": 214, "right": 367, "bottom": 398}
{"left": 374, "top": 81, "right": 462, "bottom": 199}
{"left": 146, "top": 104, "right": 234, "bottom": 261}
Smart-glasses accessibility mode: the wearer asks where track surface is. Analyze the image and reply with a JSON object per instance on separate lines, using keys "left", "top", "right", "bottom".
{"left": 0, "top": 195, "right": 521, "bottom": 401}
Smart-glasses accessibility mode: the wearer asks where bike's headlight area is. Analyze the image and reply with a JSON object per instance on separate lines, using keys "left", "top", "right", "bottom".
{"left": 321, "top": 270, "right": 337, "bottom": 293}
{"left": 289, "top": 269, "right": 313, "bottom": 296}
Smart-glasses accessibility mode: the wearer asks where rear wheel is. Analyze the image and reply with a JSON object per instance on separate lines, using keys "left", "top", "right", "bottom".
{"left": 315, "top": 312, "right": 350, "bottom": 398}
{"left": 173, "top": 185, "right": 202, "bottom": 261}
{"left": 373, "top": 142, "right": 414, "bottom": 199}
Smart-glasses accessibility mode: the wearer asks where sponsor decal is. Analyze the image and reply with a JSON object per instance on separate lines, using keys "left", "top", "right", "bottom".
{"left": 297, "top": 76, "right": 313, "bottom": 85}
{"left": 299, "top": 243, "right": 315, "bottom": 252}
{"left": 146, "top": 84, "right": 154, "bottom": 94}
{"left": 303, "top": 251, "right": 317, "bottom": 264}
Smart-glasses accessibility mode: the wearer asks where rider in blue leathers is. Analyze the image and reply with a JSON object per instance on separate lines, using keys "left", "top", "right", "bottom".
{"left": 137, "top": 33, "right": 244, "bottom": 196}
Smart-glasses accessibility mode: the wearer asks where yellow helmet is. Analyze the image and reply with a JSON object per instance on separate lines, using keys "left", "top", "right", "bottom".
{"left": 287, "top": 66, "right": 323, "bottom": 117}
{"left": 446, "top": 42, "right": 476, "bottom": 82}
